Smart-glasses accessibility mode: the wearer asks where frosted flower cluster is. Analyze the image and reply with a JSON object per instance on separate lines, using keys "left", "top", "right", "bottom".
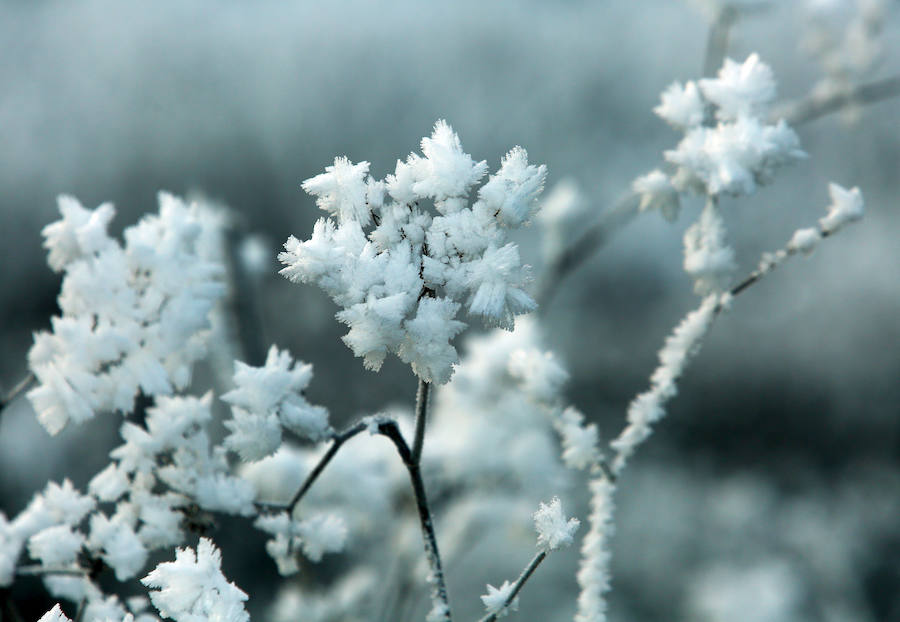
{"left": 28, "top": 193, "right": 227, "bottom": 434}
{"left": 142, "top": 538, "right": 249, "bottom": 622}
{"left": 223, "top": 345, "right": 331, "bottom": 462}
{"left": 279, "top": 120, "right": 547, "bottom": 384}
{"left": 647, "top": 54, "right": 805, "bottom": 199}
{"left": 533, "top": 497, "right": 580, "bottom": 552}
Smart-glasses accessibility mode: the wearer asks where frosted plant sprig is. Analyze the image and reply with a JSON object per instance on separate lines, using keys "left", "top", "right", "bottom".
{"left": 478, "top": 497, "right": 579, "bottom": 622}
{"left": 279, "top": 120, "right": 547, "bottom": 384}
{"left": 26, "top": 193, "right": 227, "bottom": 435}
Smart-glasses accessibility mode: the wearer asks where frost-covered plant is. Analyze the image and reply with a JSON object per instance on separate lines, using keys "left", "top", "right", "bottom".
{"left": 278, "top": 120, "right": 546, "bottom": 384}
{"left": 27, "top": 193, "right": 227, "bottom": 435}
{"left": 0, "top": 24, "right": 880, "bottom": 622}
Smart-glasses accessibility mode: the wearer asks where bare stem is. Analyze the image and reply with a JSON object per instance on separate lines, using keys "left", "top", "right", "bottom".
{"left": 478, "top": 550, "right": 547, "bottom": 622}
{"left": 702, "top": 6, "right": 736, "bottom": 78}
{"left": 73, "top": 598, "right": 87, "bottom": 622}
{"left": 537, "top": 192, "right": 641, "bottom": 308}
{"left": 287, "top": 421, "right": 369, "bottom": 514}
{"left": 776, "top": 74, "right": 900, "bottom": 127}
{"left": 376, "top": 419, "right": 451, "bottom": 622}
{"left": 0, "top": 373, "right": 35, "bottom": 414}
{"left": 16, "top": 565, "right": 87, "bottom": 577}
{"left": 411, "top": 379, "right": 430, "bottom": 465}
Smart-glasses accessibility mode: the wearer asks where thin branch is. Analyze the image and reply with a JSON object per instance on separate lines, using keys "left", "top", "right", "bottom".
{"left": 376, "top": 419, "right": 451, "bottom": 622}
{"left": 702, "top": 6, "right": 737, "bottom": 78}
{"left": 0, "top": 588, "right": 25, "bottom": 622}
{"left": 478, "top": 550, "right": 547, "bottom": 622}
{"left": 776, "top": 74, "right": 900, "bottom": 126}
{"left": 411, "top": 379, "right": 430, "bottom": 465}
{"left": 537, "top": 192, "right": 641, "bottom": 308}
{"left": 287, "top": 420, "right": 369, "bottom": 514}
{"left": 15, "top": 565, "right": 87, "bottom": 578}
{"left": 0, "top": 373, "right": 35, "bottom": 413}
{"left": 73, "top": 598, "right": 87, "bottom": 622}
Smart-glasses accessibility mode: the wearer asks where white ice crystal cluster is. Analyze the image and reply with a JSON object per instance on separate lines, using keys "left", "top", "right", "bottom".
{"left": 480, "top": 580, "right": 518, "bottom": 618}
{"left": 222, "top": 345, "right": 331, "bottom": 462}
{"left": 533, "top": 497, "right": 580, "bottom": 552}
{"left": 646, "top": 54, "right": 805, "bottom": 199}
{"left": 142, "top": 538, "right": 249, "bottom": 622}
{"left": 279, "top": 120, "right": 547, "bottom": 384}
{"left": 0, "top": 391, "right": 260, "bottom": 621}
{"left": 28, "top": 193, "right": 227, "bottom": 435}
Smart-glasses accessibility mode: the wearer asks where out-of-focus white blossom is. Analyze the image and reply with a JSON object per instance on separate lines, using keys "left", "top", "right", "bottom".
{"left": 632, "top": 170, "right": 681, "bottom": 221}
{"left": 279, "top": 120, "right": 546, "bottom": 383}
{"left": 655, "top": 55, "right": 804, "bottom": 197}
{"left": 28, "top": 525, "right": 84, "bottom": 568}
{"left": 654, "top": 81, "right": 706, "bottom": 129}
{"left": 533, "top": 497, "right": 579, "bottom": 552}
{"left": 28, "top": 194, "right": 227, "bottom": 434}
{"left": 255, "top": 511, "right": 348, "bottom": 574}
{"left": 142, "top": 538, "right": 248, "bottom": 622}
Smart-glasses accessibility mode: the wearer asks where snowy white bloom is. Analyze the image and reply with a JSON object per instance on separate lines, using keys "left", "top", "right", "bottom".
{"left": 142, "top": 538, "right": 248, "bottom": 622}
{"left": 632, "top": 170, "right": 681, "bottom": 221}
{"left": 656, "top": 56, "right": 804, "bottom": 198}
{"left": 280, "top": 120, "right": 545, "bottom": 383}
{"left": 533, "top": 497, "right": 580, "bottom": 552}
{"left": 37, "top": 605, "right": 72, "bottom": 622}
{"left": 654, "top": 81, "right": 705, "bottom": 128}
{"left": 819, "top": 182, "right": 864, "bottom": 233}
{"left": 481, "top": 580, "right": 519, "bottom": 617}
{"left": 301, "top": 156, "right": 372, "bottom": 225}
{"left": 699, "top": 53, "right": 776, "bottom": 120}
{"left": 88, "top": 512, "right": 148, "bottom": 581}
{"left": 223, "top": 345, "right": 331, "bottom": 461}
{"left": 28, "top": 193, "right": 227, "bottom": 434}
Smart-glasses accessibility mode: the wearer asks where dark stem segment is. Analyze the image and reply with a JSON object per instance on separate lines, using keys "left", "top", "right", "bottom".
{"left": 15, "top": 565, "right": 87, "bottom": 577}
{"left": 73, "top": 598, "right": 87, "bottom": 622}
{"left": 537, "top": 193, "right": 641, "bottom": 308}
{"left": 778, "top": 74, "right": 900, "bottom": 126}
{"left": 376, "top": 419, "right": 451, "bottom": 622}
{"left": 0, "top": 373, "right": 36, "bottom": 413}
{"left": 287, "top": 421, "right": 369, "bottom": 514}
{"left": 478, "top": 550, "right": 547, "bottom": 622}
{"left": 702, "top": 6, "right": 736, "bottom": 78}
{"left": 411, "top": 379, "right": 430, "bottom": 465}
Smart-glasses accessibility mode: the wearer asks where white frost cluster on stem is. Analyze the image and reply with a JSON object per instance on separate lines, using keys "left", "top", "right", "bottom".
{"left": 647, "top": 54, "right": 805, "bottom": 200}
{"left": 222, "top": 345, "right": 331, "bottom": 462}
{"left": 141, "top": 537, "right": 249, "bottom": 622}
{"left": 278, "top": 120, "right": 547, "bottom": 384}
{"left": 27, "top": 193, "right": 227, "bottom": 435}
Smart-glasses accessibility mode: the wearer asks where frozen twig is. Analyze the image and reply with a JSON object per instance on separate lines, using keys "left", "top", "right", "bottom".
{"left": 0, "top": 372, "right": 35, "bottom": 415}
{"left": 411, "top": 379, "right": 431, "bottom": 465}
{"left": 537, "top": 192, "right": 641, "bottom": 308}
{"left": 703, "top": 6, "right": 737, "bottom": 78}
{"left": 15, "top": 565, "right": 87, "bottom": 578}
{"left": 287, "top": 420, "right": 369, "bottom": 514}
{"left": 376, "top": 418, "right": 451, "bottom": 622}
{"left": 478, "top": 550, "right": 547, "bottom": 622}
{"left": 776, "top": 74, "right": 900, "bottom": 126}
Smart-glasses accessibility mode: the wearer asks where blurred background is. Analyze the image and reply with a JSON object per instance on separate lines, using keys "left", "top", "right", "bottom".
{"left": 0, "top": 1, "right": 898, "bottom": 621}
